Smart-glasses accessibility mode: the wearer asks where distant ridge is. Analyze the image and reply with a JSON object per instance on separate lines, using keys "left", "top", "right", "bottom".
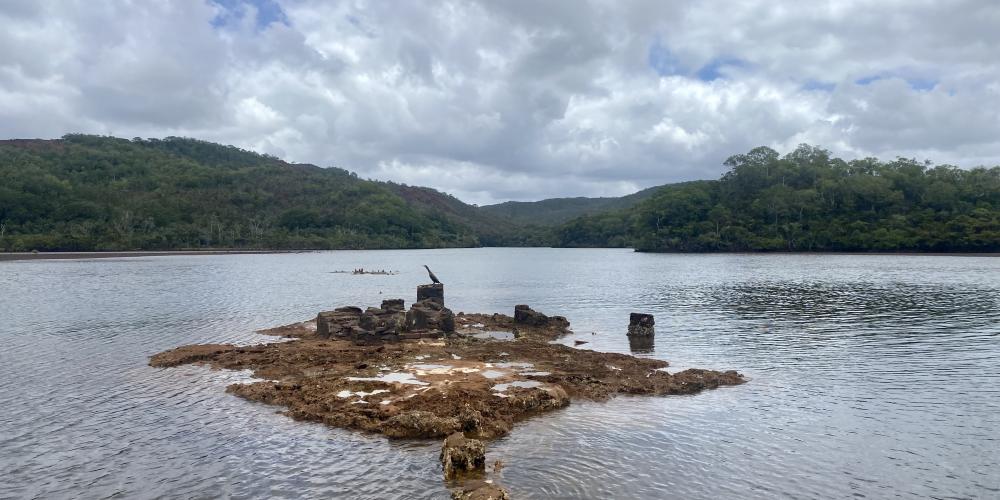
{"left": 479, "top": 186, "right": 661, "bottom": 226}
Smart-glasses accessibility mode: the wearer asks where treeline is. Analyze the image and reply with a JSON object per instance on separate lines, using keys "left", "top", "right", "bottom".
{"left": 3, "top": 137, "right": 997, "bottom": 253}
{"left": 557, "top": 145, "right": 1000, "bottom": 252}
{"left": 0, "top": 135, "right": 481, "bottom": 251}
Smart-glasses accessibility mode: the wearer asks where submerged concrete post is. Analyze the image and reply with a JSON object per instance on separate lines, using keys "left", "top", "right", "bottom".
{"left": 440, "top": 432, "right": 486, "bottom": 479}
{"left": 627, "top": 313, "right": 655, "bottom": 337}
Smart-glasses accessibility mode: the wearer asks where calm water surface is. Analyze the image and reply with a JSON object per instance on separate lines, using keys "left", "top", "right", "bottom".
{"left": 1, "top": 249, "right": 998, "bottom": 499}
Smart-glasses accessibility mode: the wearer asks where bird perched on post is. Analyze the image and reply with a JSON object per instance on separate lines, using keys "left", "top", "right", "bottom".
{"left": 423, "top": 265, "right": 441, "bottom": 284}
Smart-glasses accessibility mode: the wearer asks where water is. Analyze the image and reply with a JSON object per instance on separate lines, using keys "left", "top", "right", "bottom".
{"left": 1, "top": 249, "right": 998, "bottom": 499}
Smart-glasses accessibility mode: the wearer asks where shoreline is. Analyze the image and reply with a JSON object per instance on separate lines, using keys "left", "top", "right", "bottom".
{"left": 633, "top": 249, "right": 1000, "bottom": 257}
{"left": 0, "top": 250, "right": 310, "bottom": 261}
{"left": 3, "top": 248, "right": 996, "bottom": 262}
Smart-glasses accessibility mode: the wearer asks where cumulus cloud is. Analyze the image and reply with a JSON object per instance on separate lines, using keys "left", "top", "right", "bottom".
{"left": 1, "top": 0, "right": 998, "bottom": 204}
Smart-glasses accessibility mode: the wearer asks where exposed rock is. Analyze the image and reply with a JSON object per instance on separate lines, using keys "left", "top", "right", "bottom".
{"left": 405, "top": 299, "right": 455, "bottom": 333}
{"left": 381, "top": 298, "right": 405, "bottom": 312}
{"left": 256, "top": 320, "right": 316, "bottom": 338}
{"left": 384, "top": 411, "right": 461, "bottom": 439}
{"left": 418, "top": 283, "right": 445, "bottom": 305}
{"left": 316, "top": 306, "right": 363, "bottom": 339}
{"left": 451, "top": 481, "right": 510, "bottom": 500}
{"left": 148, "top": 344, "right": 235, "bottom": 367}
{"left": 152, "top": 313, "right": 744, "bottom": 441}
{"left": 513, "top": 304, "right": 570, "bottom": 330}
{"left": 456, "top": 311, "right": 571, "bottom": 340}
{"left": 440, "top": 432, "right": 486, "bottom": 479}
{"left": 627, "top": 312, "right": 655, "bottom": 337}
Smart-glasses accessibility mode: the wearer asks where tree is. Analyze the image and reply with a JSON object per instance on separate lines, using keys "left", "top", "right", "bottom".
{"left": 557, "top": 144, "right": 1000, "bottom": 253}
{"left": 113, "top": 210, "right": 135, "bottom": 246}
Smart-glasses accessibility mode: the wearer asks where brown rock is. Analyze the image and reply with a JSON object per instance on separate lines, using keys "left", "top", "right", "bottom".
{"left": 513, "top": 304, "right": 570, "bottom": 330}
{"left": 440, "top": 432, "right": 486, "bottom": 479}
{"left": 148, "top": 344, "right": 235, "bottom": 368}
{"left": 152, "top": 315, "right": 745, "bottom": 442}
{"left": 383, "top": 411, "right": 461, "bottom": 438}
{"left": 451, "top": 481, "right": 510, "bottom": 500}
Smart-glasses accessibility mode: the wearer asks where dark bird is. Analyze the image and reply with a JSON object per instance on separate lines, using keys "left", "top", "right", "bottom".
{"left": 423, "top": 264, "right": 441, "bottom": 284}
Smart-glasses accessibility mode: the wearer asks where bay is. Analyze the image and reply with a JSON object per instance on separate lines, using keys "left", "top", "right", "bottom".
{"left": 1, "top": 249, "right": 997, "bottom": 499}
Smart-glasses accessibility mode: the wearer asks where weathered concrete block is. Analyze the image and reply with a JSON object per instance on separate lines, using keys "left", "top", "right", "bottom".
{"left": 514, "top": 304, "right": 549, "bottom": 326}
{"left": 316, "top": 312, "right": 333, "bottom": 337}
{"left": 358, "top": 309, "right": 380, "bottom": 331}
{"left": 381, "top": 298, "right": 405, "bottom": 312}
{"left": 358, "top": 307, "right": 404, "bottom": 337}
{"left": 627, "top": 312, "right": 655, "bottom": 337}
{"left": 513, "top": 305, "right": 569, "bottom": 330}
{"left": 417, "top": 283, "right": 445, "bottom": 305}
{"left": 316, "top": 306, "right": 363, "bottom": 339}
{"left": 440, "top": 432, "right": 486, "bottom": 479}
{"left": 405, "top": 299, "right": 455, "bottom": 333}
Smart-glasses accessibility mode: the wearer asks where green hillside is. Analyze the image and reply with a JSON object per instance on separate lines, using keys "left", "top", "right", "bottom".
{"left": 388, "top": 184, "right": 551, "bottom": 246}
{"left": 556, "top": 145, "right": 1000, "bottom": 252}
{"left": 0, "top": 135, "right": 493, "bottom": 251}
{"left": 3, "top": 137, "right": 996, "bottom": 253}
{"left": 479, "top": 186, "right": 660, "bottom": 226}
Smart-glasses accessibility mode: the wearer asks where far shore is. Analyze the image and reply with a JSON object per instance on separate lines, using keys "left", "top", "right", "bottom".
{"left": 2, "top": 248, "right": 997, "bottom": 262}
{"left": 0, "top": 250, "right": 310, "bottom": 261}
{"left": 632, "top": 250, "right": 1000, "bottom": 257}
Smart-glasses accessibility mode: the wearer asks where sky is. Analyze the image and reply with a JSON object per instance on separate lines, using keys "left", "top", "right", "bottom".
{"left": 1, "top": 1, "right": 999, "bottom": 205}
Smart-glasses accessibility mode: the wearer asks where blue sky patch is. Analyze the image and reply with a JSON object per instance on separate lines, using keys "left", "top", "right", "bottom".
{"left": 647, "top": 39, "right": 749, "bottom": 82}
{"left": 803, "top": 80, "right": 836, "bottom": 92}
{"left": 906, "top": 77, "right": 937, "bottom": 91}
{"left": 211, "top": 0, "right": 288, "bottom": 29}
{"left": 647, "top": 39, "right": 684, "bottom": 77}
{"left": 855, "top": 74, "right": 881, "bottom": 86}
{"left": 695, "top": 57, "right": 746, "bottom": 81}
{"left": 855, "top": 73, "right": 937, "bottom": 91}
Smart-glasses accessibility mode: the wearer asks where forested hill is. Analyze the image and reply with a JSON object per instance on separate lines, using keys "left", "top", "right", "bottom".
{"left": 0, "top": 135, "right": 514, "bottom": 251}
{"left": 479, "top": 186, "right": 660, "bottom": 226}
{"left": 556, "top": 145, "right": 1000, "bottom": 252}
{"left": 3, "top": 136, "right": 997, "bottom": 253}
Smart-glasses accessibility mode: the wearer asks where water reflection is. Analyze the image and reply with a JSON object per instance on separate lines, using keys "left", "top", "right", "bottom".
{"left": 627, "top": 335, "right": 655, "bottom": 354}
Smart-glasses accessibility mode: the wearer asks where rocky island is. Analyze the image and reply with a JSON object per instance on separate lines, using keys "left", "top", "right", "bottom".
{"left": 150, "top": 280, "right": 744, "bottom": 497}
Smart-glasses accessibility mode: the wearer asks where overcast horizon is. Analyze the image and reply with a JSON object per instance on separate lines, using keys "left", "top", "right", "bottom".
{"left": 2, "top": 0, "right": 999, "bottom": 204}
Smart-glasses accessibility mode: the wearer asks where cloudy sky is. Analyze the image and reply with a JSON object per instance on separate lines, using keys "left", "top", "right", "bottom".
{"left": 2, "top": 1, "right": 998, "bottom": 204}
